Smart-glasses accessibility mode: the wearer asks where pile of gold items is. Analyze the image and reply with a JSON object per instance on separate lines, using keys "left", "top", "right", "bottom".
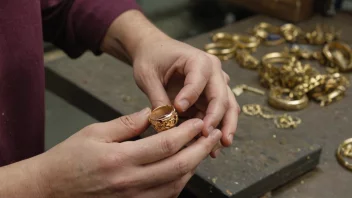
{"left": 204, "top": 22, "right": 351, "bottom": 129}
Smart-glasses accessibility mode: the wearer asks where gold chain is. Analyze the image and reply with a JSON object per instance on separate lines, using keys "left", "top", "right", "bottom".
{"left": 242, "top": 104, "right": 301, "bottom": 129}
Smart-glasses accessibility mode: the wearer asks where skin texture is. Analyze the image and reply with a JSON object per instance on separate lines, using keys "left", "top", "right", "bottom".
{"left": 0, "top": 108, "right": 222, "bottom": 198}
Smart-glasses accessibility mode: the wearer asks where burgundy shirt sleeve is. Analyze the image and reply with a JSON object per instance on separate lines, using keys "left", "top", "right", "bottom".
{"left": 42, "top": 0, "right": 140, "bottom": 58}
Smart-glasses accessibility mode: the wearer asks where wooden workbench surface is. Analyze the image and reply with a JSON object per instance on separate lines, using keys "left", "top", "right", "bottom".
{"left": 45, "top": 13, "right": 352, "bottom": 198}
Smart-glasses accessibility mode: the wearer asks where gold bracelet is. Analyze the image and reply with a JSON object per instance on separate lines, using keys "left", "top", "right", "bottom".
{"left": 268, "top": 87, "right": 309, "bottom": 111}
{"left": 322, "top": 41, "right": 352, "bottom": 72}
{"left": 336, "top": 138, "right": 352, "bottom": 171}
{"left": 149, "top": 105, "right": 178, "bottom": 132}
{"left": 232, "top": 34, "right": 260, "bottom": 49}
{"left": 204, "top": 42, "right": 236, "bottom": 55}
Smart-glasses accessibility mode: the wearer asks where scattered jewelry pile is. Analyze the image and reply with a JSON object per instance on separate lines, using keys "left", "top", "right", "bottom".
{"left": 204, "top": 22, "right": 352, "bottom": 129}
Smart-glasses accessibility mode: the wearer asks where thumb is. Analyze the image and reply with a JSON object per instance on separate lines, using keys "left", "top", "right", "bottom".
{"left": 100, "top": 107, "right": 151, "bottom": 142}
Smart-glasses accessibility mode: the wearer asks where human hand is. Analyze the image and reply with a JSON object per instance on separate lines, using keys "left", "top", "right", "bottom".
{"left": 101, "top": 10, "right": 240, "bottom": 157}
{"left": 33, "top": 108, "right": 221, "bottom": 198}
{"left": 132, "top": 36, "right": 240, "bottom": 156}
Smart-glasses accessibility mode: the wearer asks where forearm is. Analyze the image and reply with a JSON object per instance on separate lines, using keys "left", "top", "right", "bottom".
{"left": 101, "top": 10, "right": 169, "bottom": 64}
{"left": 0, "top": 156, "right": 47, "bottom": 198}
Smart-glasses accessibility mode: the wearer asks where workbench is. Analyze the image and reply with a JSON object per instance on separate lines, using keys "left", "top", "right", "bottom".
{"left": 45, "top": 12, "right": 352, "bottom": 198}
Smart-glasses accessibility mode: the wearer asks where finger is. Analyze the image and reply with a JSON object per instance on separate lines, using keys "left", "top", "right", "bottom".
{"left": 210, "top": 142, "right": 223, "bottom": 158}
{"left": 139, "top": 170, "right": 195, "bottom": 198}
{"left": 140, "top": 75, "right": 171, "bottom": 108}
{"left": 174, "top": 58, "right": 211, "bottom": 112}
{"left": 132, "top": 129, "right": 221, "bottom": 188}
{"left": 220, "top": 86, "right": 239, "bottom": 147}
{"left": 222, "top": 71, "right": 230, "bottom": 84}
{"left": 90, "top": 107, "right": 151, "bottom": 142}
{"left": 202, "top": 74, "right": 228, "bottom": 137}
{"left": 195, "top": 111, "right": 205, "bottom": 119}
{"left": 122, "top": 118, "right": 204, "bottom": 164}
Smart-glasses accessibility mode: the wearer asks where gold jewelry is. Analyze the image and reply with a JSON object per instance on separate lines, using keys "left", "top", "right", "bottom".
{"left": 336, "top": 138, "right": 352, "bottom": 171}
{"left": 234, "top": 50, "right": 259, "bottom": 69}
{"left": 204, "top": 42, "right": 236, "bottom": 55}
{"left": 242, "top": 104, "right": 302, "bottom": 129}
{"left": 322, "top": 41, "right": 352, "bottom": 72}
{"left": 253, "top": 22, "right": 280, "bottom": 39}
{"left": 264, "top": 37, "right": 286, "bottom": 46}
{"left": 274, "top": 114, "right": 302, "bottom": 129}
{"left": 280, "top": 24, "right": 303, "bottom": 42}
{"left": 232, "top": 84, "right": 265, "bottom": 96}
{"left": 211, "top": 32, "right": 233, "bottom": 43}
{"left": 149, "top": 105, "right": 178, "bottom": 132}
{"left": 261, "top": 52, "right": 296, "bottom": 68}
{"left": 232, "top": 34, "right": 260, "bottom": 49}
{"left": 268, "top": 87, "right": 309, "bottom": 111}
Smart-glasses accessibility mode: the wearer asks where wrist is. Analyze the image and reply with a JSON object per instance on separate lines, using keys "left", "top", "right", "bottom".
{"left": 21, "top": 154, "right": 51, "bottom": 198}
{"left": 102, "top": 9, "right": 169, "bottom": 61}
{"left": 0, "top": 155, "right": 49, "bottom": 198}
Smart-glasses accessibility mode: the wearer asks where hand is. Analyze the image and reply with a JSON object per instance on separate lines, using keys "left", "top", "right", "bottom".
{"left": 32, "top": 108, "right": 221, "bottom": 198}
{"left": 101, "top": 10, "right": 240, "bottom": 157}
{"left": 133, "top": 36, "right": 240, "bottom": 156}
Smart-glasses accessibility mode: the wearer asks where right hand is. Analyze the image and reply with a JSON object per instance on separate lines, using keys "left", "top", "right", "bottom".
{"left": 33, "top": 107, "right": 222, "bottom": 198}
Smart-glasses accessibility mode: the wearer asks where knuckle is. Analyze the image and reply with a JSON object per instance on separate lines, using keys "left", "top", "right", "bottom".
{"left": 208, "top": 55, "right": 222, "bottom": 69}
{"left": 82, "top": 123, "right": 101, "bottom": 136}
{"left": 119, "top": 115, "right": 138, "bottom": 134}
{"left": 160, "top": 137, "right": 177, "bottom": 156}
{"left": 188, "top": 86, "right": 202, "bottom": 99}
{"left": 175, "top": 159, "right": 190, "bottom": 176}
{"left": 222, "top": 98, "right": 230, "bottom": 110}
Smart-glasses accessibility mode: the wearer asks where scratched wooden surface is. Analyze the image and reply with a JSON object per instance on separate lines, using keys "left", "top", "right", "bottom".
{"left": 45, "top": 13, "right": 352, "bottom": 198}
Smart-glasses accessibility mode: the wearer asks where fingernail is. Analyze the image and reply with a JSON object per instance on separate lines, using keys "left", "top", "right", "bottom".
{"left": 228, "top": 134, "right": 233, "bottom": 144}
{"left": 139, "top": 107, "right": 150, "bottom": 115}
{"left": 193, "top": 119, "right": 203, "bottom": 129}
{"left": 178, "top": 99, "right": 190, "bottom": 112}
{"left": 207, "top": 126, "right": 214, "bottom": 135}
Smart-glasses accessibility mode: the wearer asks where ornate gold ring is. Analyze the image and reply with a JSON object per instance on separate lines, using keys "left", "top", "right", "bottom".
{"left": 149, "top": 105, "right": 178, "bottom": 132}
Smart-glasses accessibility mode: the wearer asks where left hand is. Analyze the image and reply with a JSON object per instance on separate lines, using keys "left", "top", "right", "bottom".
{"left": 132, "top": 35, "right": 240, "bottom": 157}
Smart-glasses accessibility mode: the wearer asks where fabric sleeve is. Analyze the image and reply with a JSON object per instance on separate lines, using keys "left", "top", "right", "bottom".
{"left": 41, "top": 0, "right": 140, "bottom": 58}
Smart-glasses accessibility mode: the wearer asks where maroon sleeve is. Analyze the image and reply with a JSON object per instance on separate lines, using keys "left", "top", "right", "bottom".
{"left": 42, "top": 0, "right": 140, "bottom": 58}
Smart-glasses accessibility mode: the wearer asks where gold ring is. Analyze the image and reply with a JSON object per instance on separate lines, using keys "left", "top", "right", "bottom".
{"left": 253, "top": 22, "right": 281, "bottom": 39}
{"left": 262, "top": 52, "right": 297, "bottom": 68}
{"left": 211, "top": 32, "right": 233, "bottom": 43}
{"left": 232, "top": 34, "right": 260, "bottom": 49}
{"left": 336, "top": 138, "right": 352, "bottom": 171}
{"left": 268, "top": 87, "right": 309, "bottom": 111}
{"left": 204, "top": 42, "right": 236, "bottom": 55}
{"left": 149, "top": 105, "right": 178, "bottom": 132}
